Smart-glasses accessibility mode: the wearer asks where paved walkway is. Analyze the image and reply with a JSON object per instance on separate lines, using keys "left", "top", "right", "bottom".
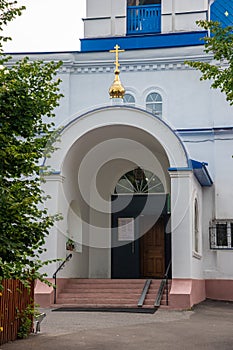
{"left": 1, "top": 300, "right": 233, "bottom": 350}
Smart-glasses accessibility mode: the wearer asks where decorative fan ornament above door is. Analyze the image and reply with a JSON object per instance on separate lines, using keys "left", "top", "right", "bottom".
{"left": 115, "top": 167, "right": 165, "bottom": 194}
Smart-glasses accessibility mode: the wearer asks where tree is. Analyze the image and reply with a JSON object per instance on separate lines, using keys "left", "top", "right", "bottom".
{"left": 186, "top": 20, "right": 233, "bottom": 105}
{"left": 0, "top": 0, "right": 63, "bottom": 285}
{"left": 0, "top": 0, "right": 25, "bottom": 51}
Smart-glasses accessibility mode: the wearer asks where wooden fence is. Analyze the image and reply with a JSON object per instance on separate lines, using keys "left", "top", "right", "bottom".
{"left": 0, "top": 279, "right": 34, "bottom": 345}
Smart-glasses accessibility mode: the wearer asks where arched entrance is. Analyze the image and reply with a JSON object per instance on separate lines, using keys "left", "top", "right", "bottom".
{"left": 43, "top": 106, "right": 190, "bottom": 280}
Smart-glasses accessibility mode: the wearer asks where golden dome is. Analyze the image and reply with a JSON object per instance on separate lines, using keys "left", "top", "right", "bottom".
{"left": 109, "top": 44, "right": 125, "bottom": 99}
{"left": 109, "top": 69, "right": 125, "bottom": 99}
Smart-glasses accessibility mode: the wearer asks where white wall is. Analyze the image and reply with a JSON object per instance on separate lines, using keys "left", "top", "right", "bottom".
{"left": 84, "top": 0, "right": 208, "bottom": 37}
{"left": 84, "top": 0, "right": 126, "bottom": 38}
{"left": 162, "top": 0, "right": 208, "bottom": 33}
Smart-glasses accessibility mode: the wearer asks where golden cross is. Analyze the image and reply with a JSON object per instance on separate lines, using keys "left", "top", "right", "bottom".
{"left": 109, "top": 44, "right": 125, "bottom": 71}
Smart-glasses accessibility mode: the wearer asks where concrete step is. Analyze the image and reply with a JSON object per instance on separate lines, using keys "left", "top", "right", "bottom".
{"left": 58, "top": 292, "right": 141, "bottom": 299}
{"left": 64, "top": 284, "right": 145, "bottom": 290}
{"left": 55, "top": 279, "right": 171, "bottom": 309}
{"left": 67, "top": 279, "right": 147, "bottom": 284}
{"left": 56, "top": 299, "right": 138, "bottom": 305}
{"left": 60, "top": 288, "right": 142, "bottom": 293}
{"left": 54, "top": 303, "right": 141, "bottom": 308}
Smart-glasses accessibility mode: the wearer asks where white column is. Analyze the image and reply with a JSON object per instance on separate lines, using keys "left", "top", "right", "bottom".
{"left": 40, "top": 174, "right": 66, "bottom": 277}
{"left": 169, "top": 170, "right": 193, "bottom": 278}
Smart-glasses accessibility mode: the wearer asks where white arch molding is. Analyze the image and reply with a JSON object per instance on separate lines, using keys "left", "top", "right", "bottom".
{"left": 46, "top": 106, "right": 189, "bottom": 172}
{"left": 42, "top": 106, "right": 196, "bottom": 280}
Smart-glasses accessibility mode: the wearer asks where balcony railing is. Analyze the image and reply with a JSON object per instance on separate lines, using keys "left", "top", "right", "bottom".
{"left": 127, "top": 4, "right": 161, "bottom": 35}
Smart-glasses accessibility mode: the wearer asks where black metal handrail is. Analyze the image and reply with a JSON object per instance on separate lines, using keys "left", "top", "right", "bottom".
{"left": 164, "top": 260, "right": 171, "bottom": 306}
{"left": 154, "top": 260, "right": 171, "bottom": 307}
{"left": 53, "top": 253, "right": 72, "bottom": 304}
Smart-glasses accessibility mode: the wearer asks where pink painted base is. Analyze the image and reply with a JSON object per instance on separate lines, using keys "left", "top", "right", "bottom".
{"left": 169, "top": 279, "right": 206, "bottom": 309}
{"left": 34, "top": 278, "right": 233, "bottom": 309}
{"left": 34, "top": 279, "right": 54, "bottom": 308}
{"left": 34, "top": 278, "right": 75, "bottom": 308}
{"left": 206, "top": 280, "right": 233, "bottom": 302}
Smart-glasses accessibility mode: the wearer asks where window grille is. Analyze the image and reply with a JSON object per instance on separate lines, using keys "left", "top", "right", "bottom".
{"left": 209, "top": 221, "right": 233, "bottom": 249}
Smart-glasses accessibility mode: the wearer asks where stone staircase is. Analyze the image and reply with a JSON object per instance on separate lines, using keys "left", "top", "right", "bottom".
{"left": 55, "top": 279, "right": 171, "bottom": 309}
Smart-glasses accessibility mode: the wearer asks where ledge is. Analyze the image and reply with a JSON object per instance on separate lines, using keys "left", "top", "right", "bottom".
{"left": 80, "top": 31, "right": 208, "bottom": 52}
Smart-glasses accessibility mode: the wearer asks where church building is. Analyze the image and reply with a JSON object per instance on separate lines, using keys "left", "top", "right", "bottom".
{"left": 23, "top": 0, "right": 233, "bottom": 309}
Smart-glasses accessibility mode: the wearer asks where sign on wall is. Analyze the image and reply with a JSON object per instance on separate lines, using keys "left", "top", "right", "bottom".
{"left": 118, "top": 217, "right": 135, "bottom": 241}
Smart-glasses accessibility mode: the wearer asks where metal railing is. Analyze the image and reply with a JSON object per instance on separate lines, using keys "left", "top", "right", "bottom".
{"left": 154, "top": 260, "right": 171, "bottom": 307}
{"left": 52, "top": 253, "right": 72, "bottom": 304}
{"left": 137, "top": 279, "right": 152, "bottom": 307}
{"left": 127, "top": 4, "right": 161, "bottom": 35}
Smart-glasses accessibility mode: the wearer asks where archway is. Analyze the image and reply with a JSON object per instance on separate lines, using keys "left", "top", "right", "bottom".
{"left": 43, "top": 106, "right": 189, "bottom": 279}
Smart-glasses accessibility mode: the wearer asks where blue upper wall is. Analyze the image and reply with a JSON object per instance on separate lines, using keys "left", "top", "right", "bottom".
{"left": 81, "top": 0, "right": 232, "bottom": 53}
{"left": 211, "top": 0, "right": 233, "bottom": 27}
{"left": 80, "top": 31, "right": 208, "bottom": 52}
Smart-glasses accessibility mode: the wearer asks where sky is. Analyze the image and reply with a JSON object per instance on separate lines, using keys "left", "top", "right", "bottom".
{"left": 3, "top": 0, "right": 86, "bottom": 53}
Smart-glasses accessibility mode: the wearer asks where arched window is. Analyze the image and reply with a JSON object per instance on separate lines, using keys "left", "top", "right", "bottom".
{"left": 194, "top": 199, "right": 199, "bottom": 253}
{"left": 146, "top": 92, "right": 162, "bottom": 117}
{"left": 115, "top": 167, "right": 165, "bottom": 194}
{"left": 123, "top": 93, "right": 135, "bottom": 106}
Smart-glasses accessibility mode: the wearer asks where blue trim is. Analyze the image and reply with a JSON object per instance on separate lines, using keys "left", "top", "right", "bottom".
{"left": 177, "top": 126, "right": 233, "bottom": 137}
{"left": 168, "top": 167, "right": 193, "bottom": 171}
{"left": 177, "top": 127, "right": 233, "bottom": 132}
{"left": 80, "top": 31, "right": 208, "bottom": 52}
{"left": 191, "top": 159, "right": 213, "bottom": 187}
{"left": 191, "top": 159, "right": 208, "bottom": 168}
{"left": 169, "top": 159, "right": 213, "bottom": 187}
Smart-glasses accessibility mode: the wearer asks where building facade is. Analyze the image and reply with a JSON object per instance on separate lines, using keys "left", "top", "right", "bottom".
{"left": 20, "top": 0, "right": 233, "bottom": 308}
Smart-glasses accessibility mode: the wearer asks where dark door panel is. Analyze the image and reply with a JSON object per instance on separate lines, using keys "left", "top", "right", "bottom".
{"left": 111, "top": 194, "right": 167, "bottom": 279}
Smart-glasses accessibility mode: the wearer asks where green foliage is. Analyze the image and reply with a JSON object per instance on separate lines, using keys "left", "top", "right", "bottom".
{"left": 17, "top": 302, "right": 38, "bottom": 339}
{"left": 66, "top": 238, "right": 75, "bottom": 251}
{"left": 0, "top": 1, "right": 63, "bottom": 284}
{"left": 0, "top": 0, "right": 25, "bottom": 50}
{"left": 185, "top": 20, "right": 233, "bottom": 105}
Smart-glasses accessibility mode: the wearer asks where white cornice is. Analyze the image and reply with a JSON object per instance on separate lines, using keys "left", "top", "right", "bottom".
{"left": 5, "top": 46, "right": 218, "bottom": 75}
{"left": 59, "top": 55, "right": 213, "bottom": 74}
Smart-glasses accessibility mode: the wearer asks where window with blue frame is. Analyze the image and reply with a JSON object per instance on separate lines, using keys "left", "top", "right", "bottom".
{"left": 127, "top": 0, "right": 161, "bottom": 35}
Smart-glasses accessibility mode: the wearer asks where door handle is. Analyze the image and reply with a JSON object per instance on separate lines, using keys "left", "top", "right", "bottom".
{"left": 132, "top": 241, "right": 135, "bottom": 254}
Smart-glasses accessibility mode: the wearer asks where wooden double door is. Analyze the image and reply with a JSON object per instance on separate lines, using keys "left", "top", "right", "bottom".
{"left": 140, "top": 218, "right": 165, "bottom": 278}
{"left": 111, "top": 194, "right": 168, "bottom": 279}
{"left": 111, "top": 218, "right": 165, "bottom": 278}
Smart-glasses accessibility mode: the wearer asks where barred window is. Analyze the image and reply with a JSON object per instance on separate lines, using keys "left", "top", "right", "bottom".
{"left": 216, "top": 223, "right": 227, "bottom": 246}
{"left": 210, "top": 221, "right": 233, "bottom": 249}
